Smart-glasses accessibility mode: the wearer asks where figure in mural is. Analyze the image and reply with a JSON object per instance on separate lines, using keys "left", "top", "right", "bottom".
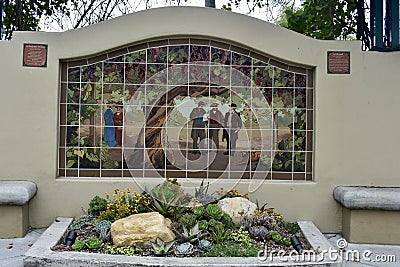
{"left": 113, "top": 105, "right": 124, "bottom": 146}
{"left": 190, "top": 101, "right": 206, "bottom": 154}
{"left": 208, "top": 103, "right": 224, "bottom": 150}
{"left": 224, "top": 103, "right": 242, "bottom": 156}
{"left": 104, "top": 104, "right": 116, "bottom": 147}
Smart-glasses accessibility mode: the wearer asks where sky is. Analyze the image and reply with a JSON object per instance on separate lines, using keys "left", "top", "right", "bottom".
{"left": 40, "top": 0, "right": 303, "bottom": 32}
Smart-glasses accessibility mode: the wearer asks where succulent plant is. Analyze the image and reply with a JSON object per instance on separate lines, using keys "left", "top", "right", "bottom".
{"left": 95, "top": 220, "right": 112, "bottom": 242}
{"left": 150, "top": 238, "right": 176, "bottom": 255}
{"left": 283, "top": 221, "right": 300, "bottom": 234}
{"left": 174, "top": 222, "right": 206, "bottom": 243}
{"left": 193, "top": 206, "right": 204, "bottom": 217}
{"left": 197, "top": 193, "right": 215, "bottom": 205}
{"left": 179, "top": 213, "right": 197, "bottom": 229}
{"left": 175, "top": 242, "right": 194, "bottom": 256}
{"left": 283, "top": 237, "right": 291, "bottom": 247}
{"left": 198, "top": 220, "right": 208, "bottom": 231}
{"left": 249, "top": 226, "right": 270, "bottom": 241}
{"left": 68, "top": 215, "right": 94, "bottom": 230}
{"left": 270, "top": 230, "right": 282, "bottom": 244}
{"left": 221, "top": 213, "right": 235, "bottom": 229}
{"left": 197, "top": 239, "right": 212, "bottom": 253}
{"left": 204, "top": 204, "right": 223, "bottom": 220}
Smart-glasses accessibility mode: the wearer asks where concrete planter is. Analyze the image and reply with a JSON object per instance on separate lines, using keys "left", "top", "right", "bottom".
{"left": 24, "top": 217, "right": 341, "bottom": 266}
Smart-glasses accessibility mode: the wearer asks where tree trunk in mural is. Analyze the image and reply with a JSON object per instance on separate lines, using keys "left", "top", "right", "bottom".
{"left": 127, "top": 84, "right": 229, "bottom": 169}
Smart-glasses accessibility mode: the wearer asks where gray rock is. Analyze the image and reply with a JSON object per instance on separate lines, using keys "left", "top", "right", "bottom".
{"left": 217, "top": 197, "right": 257, "bottom": 225}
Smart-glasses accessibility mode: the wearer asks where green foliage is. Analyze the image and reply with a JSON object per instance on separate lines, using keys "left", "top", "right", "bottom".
{"left": 95, "top": 220, "right": 112, "bottom": 242}
{"left": 283, "top": 237, "right": 292, "bottom": 247}
{"left": 88, "top": 196, "right": 107, "bottom": 217}
{"left": 174, "top": 222, "right": 206, "bottom": 243}
{"left": 279, "top": 0, "right": 357, "bottom": 40}
{"left": 198, "top": 220, "right": 208, "bottom": 231}
{"left": 150, "top": 238, "right": 176, "bottom": 255}
{"left": 2, "top": 0, "right": 69, "bottom": 40}
{"left": 283, "top": 221, "right": 300, "bottom": 234}
{"left": 71, "top": 238, "right": 102, "bottom": 251}
{"left": 178, "top": 213, "right": 197, "bottom": 229}
{"left": 227, "top": 227, "right": 254, "bottom": 245}
{"left": 220, "top": 213, "right": 235, "bottom": 229}
{"left": 271, "top": 230, "right": 282, "bottom": 244}
{"left": 85, "top": 238, "right": 102, "bottom": 250}
{"left": 203, "top": 241, "right": 262, "bottom": 257}
{"left": 106, "top": 246, "right": 138, "bottom": 256}
{"left": 68, "top": 215, "right": 94, "bottom": 231}
{"left": 208, "top": 219, "right": 229, "bottom": 244}
{"left": 193, "top": 206, "right": 204, "bottom": 217}
{"left": 71, "top": 241, "right": 85, "bottom": 251}
{"left": 204, "top": 204, "right": 223, "bottom": 220}
{"left": 98, "top": 189, "right": 151, "bottom": 222}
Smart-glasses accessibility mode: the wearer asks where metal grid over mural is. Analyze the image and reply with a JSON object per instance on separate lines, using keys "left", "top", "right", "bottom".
{"left": 59, "top": 38, "right": 313, "bottom": 180}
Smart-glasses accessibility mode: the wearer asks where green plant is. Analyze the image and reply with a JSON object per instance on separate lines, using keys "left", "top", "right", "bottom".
{"left": 271, "top": 230, "right": 282, "bottom": 244}
{"left": 88, "top": 196, "right": 107, "bottom": 217}
{"left": 71, "top": 238, "right": 102, "bottom": 251}
{"left": 208, "top": 219, "right": 229, "bottom": 244}
{"left": 227, "top": 227, "right": 254, "bottom": 245}
{"left": 283, "top": 221, "right": 300, "bottom": 234}
{"left": 85, "top": 238, "right": 103, "bottom": 250}
{"left": 174, "top": 222, "right": 206, "bottom": 243}
{"left": 203, "top": 241, "right": 262, "bottom": 257}
{"left": 98, "top": 188, "right": 151, "bottom": 222}
{"left": 283, "top": 237, "right": 291, "bottom": 247}
{"left": 68, "top": 215, "right": 94, "bottom": 231}
{"left": 220, "top": 213, "right": 235, "bottom": 229}
{"left": 179, "top": 213, "right": 197, "bottom": 229}
{"left": 150, "top": 238, "right": 176, "bottom": 255}
{"left": 198, "top": 220, "right": 208, "bottom": 231}
{"left": 106, "top": 246, "right": 138, "bottom": 256}
{"left": 71, "top": 241, "right": 85, "bottom": 251}
{"left": 204, "top": 204, "right": 223, "bottom": 220}
{"left": 95, "top": 220, "right": 112, "bottom": 242}
{"left": 193, "top": 206, "right": 204, "bottom": 217}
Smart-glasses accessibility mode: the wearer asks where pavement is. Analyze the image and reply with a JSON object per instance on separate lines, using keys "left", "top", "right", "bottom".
{"left": 325, "top": 234, "right": 400, "bottom": 267}
{"left": 0, "top": 228, "right": 46, "bottom": 267}
{"left": 0, "top": 229, "right": 399, "bottom": 267}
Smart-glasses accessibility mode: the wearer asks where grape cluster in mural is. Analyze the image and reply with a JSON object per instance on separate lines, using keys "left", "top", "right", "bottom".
{"left": 59, "top": 38, "right": 313, "bottom": 180}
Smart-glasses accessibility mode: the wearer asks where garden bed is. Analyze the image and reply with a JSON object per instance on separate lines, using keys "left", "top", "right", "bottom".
{"left": 25, "top": 181, "right": 342, "bottom": 266}
{"left": 24, "top": 218, "right": 339, "bottom": 267}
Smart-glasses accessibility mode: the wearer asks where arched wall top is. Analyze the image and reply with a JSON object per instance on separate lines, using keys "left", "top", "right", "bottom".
{"left": 12, "top": 6, "right": 361, "bottom": 67}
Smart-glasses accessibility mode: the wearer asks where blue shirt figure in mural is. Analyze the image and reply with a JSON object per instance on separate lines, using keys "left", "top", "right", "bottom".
{"left": 104, "top": 104, "right": 116, "bottom": 147}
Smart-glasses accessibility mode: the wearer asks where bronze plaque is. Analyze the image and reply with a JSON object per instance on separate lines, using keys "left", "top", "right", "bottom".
{"left": 327, "top": 51, "right": 350, "bottom": 74}
{"left": 23, "top": 44, "right": 48, "bottom": 67}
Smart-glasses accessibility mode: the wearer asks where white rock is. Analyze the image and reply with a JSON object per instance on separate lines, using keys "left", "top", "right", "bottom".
{"left": 217, "top": 197, "right": 257, "bottom": 225}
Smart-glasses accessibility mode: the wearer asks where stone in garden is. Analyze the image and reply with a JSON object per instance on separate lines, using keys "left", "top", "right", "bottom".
{"left": 217, "top": 197, "right": 257, "bottom": 225}
{"left": 111, "top": 212, "right": 175, "bottom": 247}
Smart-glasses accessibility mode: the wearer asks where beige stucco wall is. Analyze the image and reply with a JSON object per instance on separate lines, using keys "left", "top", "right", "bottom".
{"left": 0, "top": 7, "right": 399, "bottom": 232}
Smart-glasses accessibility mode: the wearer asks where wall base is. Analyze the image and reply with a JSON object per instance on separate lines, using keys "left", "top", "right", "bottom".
{"left": 0, "top": 204, "right": 29, "bottom": 238}
{"left": 342, "top": 208, "right": 400, "bottom": 245}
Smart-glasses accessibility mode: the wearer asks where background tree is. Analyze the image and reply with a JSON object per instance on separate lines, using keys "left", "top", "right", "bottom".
{"left": 278, "top": 0, "right": 370, "bottom": 48}
{"left": 2, "top": 0, "right": 68, "bottom": 40}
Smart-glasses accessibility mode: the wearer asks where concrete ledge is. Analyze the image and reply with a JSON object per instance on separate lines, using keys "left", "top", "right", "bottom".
{"left": 333, "top": 186, "right": 400, "bottom": 210}
{"left": 24, "top": 218, "right": 341, "bottom": 267}
{"left": 0, "top": 181, "right": 37, "bottom": 205}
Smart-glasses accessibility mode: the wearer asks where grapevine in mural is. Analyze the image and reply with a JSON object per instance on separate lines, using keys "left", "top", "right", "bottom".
{"left": 59, "top": 40, "right": 313, "bottom": 180}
